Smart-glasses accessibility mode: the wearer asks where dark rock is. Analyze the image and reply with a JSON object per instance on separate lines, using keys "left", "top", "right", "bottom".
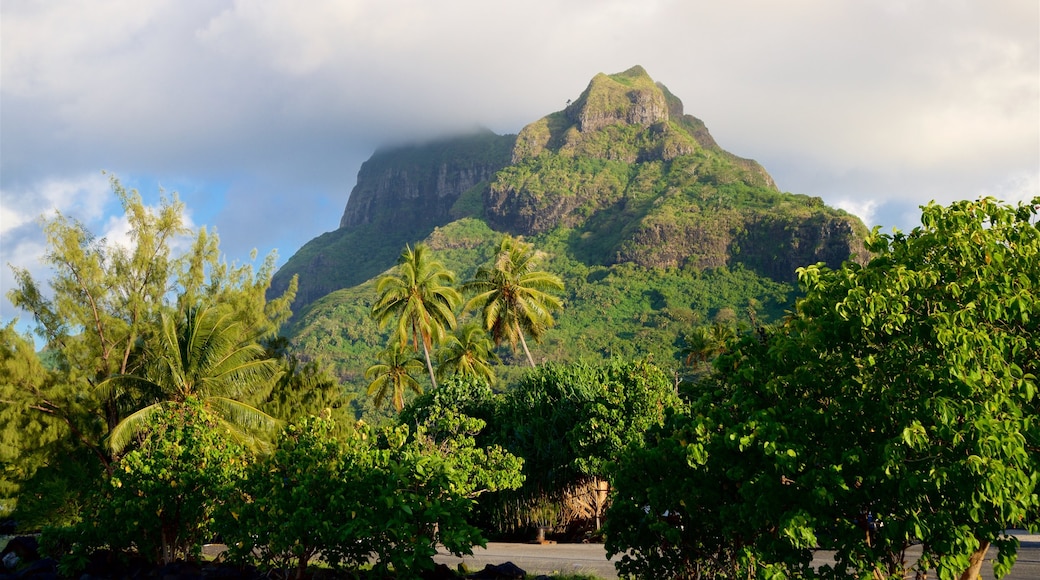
{"left": 468, "top": 561, "right": 526, "bottom": 579}
{"left": 0, "top": 537, "right": 39, "bottom": 563}
{"left": 156, "top": 559, "right": 203, "bottom": 579}
{"left": 420, "top": 562, "right": 457, "bottom": 580}
{"left": 10, "top": 558, "right": 57, "bottom": 578}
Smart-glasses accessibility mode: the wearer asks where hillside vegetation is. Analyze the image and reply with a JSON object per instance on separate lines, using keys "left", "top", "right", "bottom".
{"left": 275, "top": 66, "right": 870, "bottom": 413}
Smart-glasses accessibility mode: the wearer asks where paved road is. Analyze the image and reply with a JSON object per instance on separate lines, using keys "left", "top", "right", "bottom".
{"left": 435, "top": 534, "right": 1040, "bottom": 580}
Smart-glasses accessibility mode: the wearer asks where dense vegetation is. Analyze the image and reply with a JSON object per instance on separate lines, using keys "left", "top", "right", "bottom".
{"left": 3, "top": 67, "right": 1035, "bottom": 579}
{"left": 2, "top": 175, "right": 1037, "bottom": 579}
{"left": 604, "top": 197, "right": 1040, "bottom": 579}
{"left": 277, "top": 67, "right": 867, "bottom": 417}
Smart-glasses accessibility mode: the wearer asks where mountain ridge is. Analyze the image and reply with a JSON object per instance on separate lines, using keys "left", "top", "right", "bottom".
{"left": 272, "top": 65, "right": 867, "bottom": 316}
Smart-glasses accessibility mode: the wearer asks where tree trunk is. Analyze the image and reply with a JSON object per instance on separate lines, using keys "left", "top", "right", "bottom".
{"left": 518, "top": 324, "right": 536, "bottom": 367}
{"left": 421, "top": 336, "right": 438, "bottom": 389}
{"left": 957, "top": 541, "right": 990, "bottom": 580}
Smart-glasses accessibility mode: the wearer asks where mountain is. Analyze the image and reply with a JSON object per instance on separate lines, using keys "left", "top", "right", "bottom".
{"left": 270, "top": 130, "right": 515, "bottom": 307}
{"left": 272, "top": 66, "right": 870, "bottom": 414}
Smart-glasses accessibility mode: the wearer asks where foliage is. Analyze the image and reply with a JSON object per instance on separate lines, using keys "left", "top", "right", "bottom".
{"left": 98, "top": 305, "right": 281, "bottom": 453}
{"left": 259, "top": 338, "right": 355, "bottom": 435}
{"left": 372, "top": 243, "right": 462, "bottom": 389}
{"left": 291, "top": 238, "right": 794, "bottom": 412}
{"left": 604, "top": 405, "right": 748, "bottom": 579}
{"left": 365, "top": 342, "right": 425, "bottom": 412}
{"left": 464, "top": 235, "right": 565, "bottom": 367}
{"left": 3, "top": 175, "right": 297, "bottom": 527}
{"left": 225, "top": 406, "right": 522, "bottom": 578}
{"left": 436, "top": 322, "right": 500, "bottom": 383}
{"left": 219, "top": 415, "right": 372, "bottom": 578}
{"left": 484, "top": 358, "right": 682, "bottom": 534}
{"left": 605, "top": 197, "right": 1040, "bottom": 579}
{"left": 44, "top": 399, "right": 247, "bottom": 569}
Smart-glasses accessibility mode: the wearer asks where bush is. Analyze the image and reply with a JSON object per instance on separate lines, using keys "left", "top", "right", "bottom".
{"left": 223, "top": 404, "right": 523, "bottom": 578}
{"left": 43, "top": 399, "right": 248, "bottom": 571}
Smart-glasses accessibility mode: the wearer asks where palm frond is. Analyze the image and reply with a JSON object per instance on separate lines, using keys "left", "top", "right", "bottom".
{"left": 107, "top": 402, "right": 166, "bottom": 453}
{"left": 207, "top": 396, "right": 278, "bottom": 432}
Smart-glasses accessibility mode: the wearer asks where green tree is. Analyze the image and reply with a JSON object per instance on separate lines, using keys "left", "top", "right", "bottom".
{"left": 221, "top": 415, "right": 374, "bottom": 579}
{"left": 3, "top": 174, "right": 297, "bottom": 525}
{"left": 365, "top": 342, "right": 425, "bottom": 412}
{"left": 606, "top": 197, "right": 1040, "bottom": 580}
{"left": 485, "top": 358, "right": 681, "bottom": 535}
{"left": 259, "top": 338, "right": 354, "bottom": 436}
{"left": 464, "top": 236, "right": 564, "bottom": 367}
{"left": 98, "top": 305, "right": 281, "bottom": 453}
{"left": 371, "top": 243, "right": 461, "bottom": 388}
{"left": 43, "top": 399, "right": 248, "bottom": 569}
{"left": 7, "top": 177, "right": 189, "bottom": 466}
{"left": 680, "top": 320, "right": 737, "bottom": 370}
{"left": 436, "top": 322, "right": 500, "bottom": 383}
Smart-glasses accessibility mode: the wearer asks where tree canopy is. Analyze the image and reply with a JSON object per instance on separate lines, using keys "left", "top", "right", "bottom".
{"left": 1, "top": 175, "right": 297, "bottom": 524}
{"left": 606, "top": 197, "right": 1040, "bottom": 580}
{"left": 371, "top": 243, "right": 462, "bottom": 388}
{"left": 464, "top": 235, "right": 564, "bottom": 367}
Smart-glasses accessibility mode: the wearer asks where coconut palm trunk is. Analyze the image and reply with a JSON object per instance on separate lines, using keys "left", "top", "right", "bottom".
{"left": 517, "top": 322, "right": 536, "bottom": 367}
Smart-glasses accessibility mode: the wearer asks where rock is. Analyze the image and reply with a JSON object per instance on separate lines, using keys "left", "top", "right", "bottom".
{"left": 468, "top": 561, "right": 526, "bottom": 579}
{"left": 0, "top": 537, "right": 39, "bottom": 566}
{"left": 9, "top": 558, "right": 57, "bottom": 579}
{"left": 420, "top": 562, "right": 457, "bottom": 579}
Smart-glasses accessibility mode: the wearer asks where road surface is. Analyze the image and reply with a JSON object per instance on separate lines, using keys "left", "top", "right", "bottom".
{"left": 435, "top": 533, "right": 1040, "bottom": 579}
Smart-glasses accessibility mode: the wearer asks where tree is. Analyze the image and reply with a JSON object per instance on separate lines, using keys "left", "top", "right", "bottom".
{"left": 464, "top": 236, "right": 564, "bottom": 367}
{"left": 365, "top": 342, "right": 425, "bottom": 412}
{"left": 98, "top": 305, "right": 281, "bottom": 453}
{"left": 436, "top": 322, "right": 500, "bottom": 383}
{"left": 606, "top": 197, "right": 1040, "bottom": 580}
{"left": 220, "top": 415, "right": 373, "bottom": 579}
{"left": 3, "top": 174, "right": 297, "bottom": 525}
{"left": 44, "top": 399, "right": 248, "bottom": 569}
{"left": 371, "top": 244, "right": 461, "bottom": 388}
{"left": 7, "top": 177, "right": 190, "bottom": 467}
{"left": 485, "top": 358, "right": 682, "bottom": 536}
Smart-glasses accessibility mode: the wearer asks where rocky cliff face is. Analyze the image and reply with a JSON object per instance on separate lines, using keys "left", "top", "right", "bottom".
{"left": 339, "top": 130, "right": 515, "bottom": 232}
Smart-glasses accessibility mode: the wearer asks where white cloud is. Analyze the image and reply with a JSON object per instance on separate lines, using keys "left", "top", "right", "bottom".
{"left": 0, "top": 172, "right": 111, "bottom": 235}
{"left": 1, "top": 0, "right": 1036, "bottom": 319}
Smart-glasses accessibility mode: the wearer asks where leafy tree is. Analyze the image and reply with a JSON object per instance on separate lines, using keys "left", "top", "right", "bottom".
{"left": 371, "top": 243, "right": 462, "bottom": 388}
{"left": 3, "top": 174, "right": 297, "bottom": 526}
{"left": 365, "top": 342, "right": 425, "bottom": 412}
{"left": 98, "top": 305, "right": 281, "bottom": 453}
{"left": 485, "top": 358, "right": 682, "bottom": 534}
{"left": 220, "top": 415, "right": 374, "bottom": 579}
{"left": 44, "top": 399, "right": 248, "bottom": 569}
{"left": 436, "top": 322, "right": 500, "bottom": 383}
{"left": 464, "top": 235, "right": 564, "bottom": 367}
{"left": 7, "top": 177, "right": 188, "bottom": 467}
{"left": 680, "top": 320, "right": 737, "bottom": 371}
{"left": 224, "top": 409, "right": 522, "bottom": 578}
{"left": 606, "top": 197, "right": 1040, "bottom": 580}
{"left": 258, "top": 338, "right": 354, "bottom": 436}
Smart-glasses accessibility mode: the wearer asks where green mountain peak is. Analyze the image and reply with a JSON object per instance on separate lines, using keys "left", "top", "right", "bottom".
{"left": 273, "top": 66, "right": 867, "bottom": 317}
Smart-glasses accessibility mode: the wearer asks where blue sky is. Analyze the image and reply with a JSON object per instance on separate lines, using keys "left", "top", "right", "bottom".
{"left": 2, "top": 0, "right": 1038, "bottom": 328}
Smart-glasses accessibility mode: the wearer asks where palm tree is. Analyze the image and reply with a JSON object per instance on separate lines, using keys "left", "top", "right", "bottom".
{"left": 464, "top": 236, "right": 564, "bottom": 367}
{"left": 98, "top": 305, "right": 281, "bottom": 453}
{"left": 365, "top": 343, "right": 425, "bottom": 412}
{"left": 371, "top": 244, "right": 461, "bottom": 388}
{"left": 682, "top": 322, "right": 736, "bottom": 369}
{"left": 436, "top": 322, "right": 500, "bottom": 383}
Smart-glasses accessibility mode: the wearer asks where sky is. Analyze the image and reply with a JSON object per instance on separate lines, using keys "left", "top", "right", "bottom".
{"left": 2, "top": 0, "right": 1038, "bottom": 327}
